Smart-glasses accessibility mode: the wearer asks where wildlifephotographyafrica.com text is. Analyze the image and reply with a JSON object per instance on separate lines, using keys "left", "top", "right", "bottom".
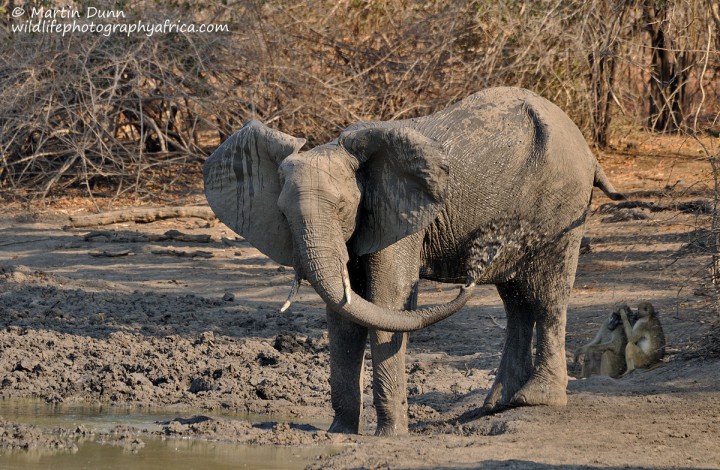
{"left": 10, "top": 5, "right": 229, "bottom": 37}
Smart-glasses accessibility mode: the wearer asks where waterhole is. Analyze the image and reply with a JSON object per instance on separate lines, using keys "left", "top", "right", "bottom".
{"left": 0, "top": 399, "right": 339, "bottom": 469}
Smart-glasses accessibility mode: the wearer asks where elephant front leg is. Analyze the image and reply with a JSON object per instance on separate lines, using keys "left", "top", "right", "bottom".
{"left": 327, "top": 307, "right": 368, "bottom": 434}
{"left": 365, "top": 234, "right": 422, "bottom": 436}
{"left": 370, "top": 329, "right": 409, "bottom": 436}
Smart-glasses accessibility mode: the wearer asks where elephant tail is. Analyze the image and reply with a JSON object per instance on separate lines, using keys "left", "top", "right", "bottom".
{"left": 593, "top": 164, "right": 625, "bottom": 201}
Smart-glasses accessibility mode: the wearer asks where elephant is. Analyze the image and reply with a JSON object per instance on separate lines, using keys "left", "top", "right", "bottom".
{"left": 203, "top": 87, "right": 623, "bottom": 436}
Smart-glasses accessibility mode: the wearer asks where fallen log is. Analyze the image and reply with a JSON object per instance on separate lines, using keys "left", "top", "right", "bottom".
{"left": 89, "top": 249, "right": 132, "bottom": 258}
{"left": 221, "top": 236, "right": 245, "bottom": 247}
{"left": 83, "top": 229, "right": 213, "bottom": 243}
{"left": 68, "top": 206, "right": 216, "bottom": 228}
{"left": 163, "top": 230, "right": 213, "bottom": 243}
{"left": 151, "top": 249, "right": 213, "bottom": 259}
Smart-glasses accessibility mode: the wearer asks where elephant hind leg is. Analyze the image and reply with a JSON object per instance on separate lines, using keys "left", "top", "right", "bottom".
{"left": 508, "top": 228, "right": 584, "bottom": 408}
{"left": 482, "top": 281, "right": 534, "bottom": 413}
{"left": 484, "top": 227, "right": 582, "bottom": 412}
{"left": 510, "top": 301, "right": 570, "bottom": 408}
{"left": 482, "top": 280, "right": 535, "bottom": 413}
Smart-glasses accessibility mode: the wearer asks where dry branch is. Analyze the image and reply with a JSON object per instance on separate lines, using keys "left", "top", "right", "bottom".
{"left": 69, "top": 207, "right": 216, "bottom": 228}
{"left": 0, "top": 5, "right": 238, "bottom": 200}
{"left": 151, "top": 249, "right": 213, "bottom": 259}
{"left": 221, "top": 237, "right": 246, "bottom": 247}
{"left": 163, "top": 230, "right": 213, "bottom": 243}
{"left": 83, "top": 229, "right": 213, "bottom": 243}
{"left": 89, "top": 249, "right": 132, "bottom": 258}
{"left": 0, "top": 238, "right": 53, "bottom": 247}
{"left": 489, "top": 315, "right": 506, "bottom": 331}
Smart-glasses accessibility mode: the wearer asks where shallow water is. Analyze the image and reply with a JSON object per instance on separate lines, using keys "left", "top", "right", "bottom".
{"left": 0, "top": 399, "right": 338, "bottom": 469}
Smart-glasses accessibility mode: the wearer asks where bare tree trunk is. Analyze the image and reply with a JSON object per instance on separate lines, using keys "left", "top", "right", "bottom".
{"left": 643, "top": 0, "right": 688, "bottom": 132}
{"left": 711, "top": 1, "right": 720, "bottom": 52}
{"left": 697, "top": 4, "right": 720, "bottom": 286}
{"left": 588, "top": 2, "right": 631, "bottom": 148}
{"left": 588, "top": 47, "right": 615, "bottom": 148}
{"left": 708, "top": 150, "right": 720, "bottom": 287}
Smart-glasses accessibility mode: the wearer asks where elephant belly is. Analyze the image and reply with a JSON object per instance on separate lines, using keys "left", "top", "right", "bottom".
{"left": 420, "top": 247, "right": 523, "bottom": 285}
{"left": 419, "top": 219, "right": 528, "bottom": 285}
{"left": 419, "top": 254, "right": 464, "bottom": 284}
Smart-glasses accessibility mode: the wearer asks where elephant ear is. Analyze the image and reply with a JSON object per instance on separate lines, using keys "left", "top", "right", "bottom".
{"left": 339, "top": 126, "right": 449, "bottom": 255}
{"left": 203, "top": 120, "right": 305, "bottom": 266}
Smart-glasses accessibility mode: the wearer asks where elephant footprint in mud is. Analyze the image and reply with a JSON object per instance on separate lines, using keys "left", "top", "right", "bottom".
{"left": 204, "top": 87, "right": 623, "bottom": 436}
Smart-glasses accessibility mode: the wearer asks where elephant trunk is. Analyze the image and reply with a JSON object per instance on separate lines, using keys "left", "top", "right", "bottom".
{"left": 291, "top": 221, "right": 474, "bottom": 332}
{"left": 333, "top": 281, "right": 475, "bottom": 332}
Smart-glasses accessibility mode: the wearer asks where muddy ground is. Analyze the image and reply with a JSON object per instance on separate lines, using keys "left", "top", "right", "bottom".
{"left": 1, "top": 141, "right": 720, "bottom": 468}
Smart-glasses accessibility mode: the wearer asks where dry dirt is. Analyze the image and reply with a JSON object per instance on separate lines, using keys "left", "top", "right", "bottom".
{"left": 1, "top": 139, "right": 720, "bottom": 469}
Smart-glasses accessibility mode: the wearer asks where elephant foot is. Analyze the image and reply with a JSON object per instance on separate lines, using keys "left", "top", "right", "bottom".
{"left": 482, "top": 382, "right": 507, "bottom": 413}
{"left": 482, "top": 373, "right": 524, "bottom": 414}
{"left": 375, "top": 419, "right": 408, "bottom": 437}
{"left": 454, "top": 403, "right": 506, "bottom": 424}
{"left": 509, "top": 374, "right": 567, "bottom": 407}
{"left": 374, "top": 405, "right": 409, "bottom": 437}
{"left": 483, "top": 369, "right": 566, "bottom": 412}
{"left": 479, "top": 401, "right": 510, "bottom": 417}
{"left": 328, "top": 416, "right": 361, "bottom": 434}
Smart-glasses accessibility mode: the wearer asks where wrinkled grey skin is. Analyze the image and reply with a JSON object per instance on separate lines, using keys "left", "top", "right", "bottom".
{"left": 204, "top": 87, "right": 623, "bottom": 436}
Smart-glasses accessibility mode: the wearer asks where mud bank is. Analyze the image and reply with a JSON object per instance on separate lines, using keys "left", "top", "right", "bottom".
{"left": 1, "top": 158, "right": 720, "bottom": 467}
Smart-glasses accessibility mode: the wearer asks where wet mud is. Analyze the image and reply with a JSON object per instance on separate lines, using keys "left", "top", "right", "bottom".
{"left": 1, "top": 153, "right": 720, "bottom": 468}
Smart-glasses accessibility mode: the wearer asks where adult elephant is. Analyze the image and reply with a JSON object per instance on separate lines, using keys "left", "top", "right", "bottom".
{"left": 204, "top": 87, "right": 623, "bottom": 436}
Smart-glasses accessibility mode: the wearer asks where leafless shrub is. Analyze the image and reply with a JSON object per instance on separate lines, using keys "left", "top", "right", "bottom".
{"left": 241, "top": 1, "right": 636, "bottom": 146}
{"left": 0, "top": 0, "right": 718, "bottom": 202}
{"left": 0, "top": 4, "right": 244, "bottom": 201}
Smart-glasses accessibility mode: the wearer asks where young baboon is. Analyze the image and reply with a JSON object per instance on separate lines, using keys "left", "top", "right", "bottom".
{"left": 619, "top": 302, "right": 666, "bottom": 372}
{"left": 574, "top": 305, "right": 629, "bottom": 378}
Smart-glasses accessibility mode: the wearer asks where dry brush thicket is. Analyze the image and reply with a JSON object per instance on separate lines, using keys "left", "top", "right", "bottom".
{"left": 0, "top": 0, "right": 717, "bottom": 200}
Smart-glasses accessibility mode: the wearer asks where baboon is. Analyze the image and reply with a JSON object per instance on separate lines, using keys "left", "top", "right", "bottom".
{"left": 574, "top": 305, "right": 629, "bottom": 378}
{"left": 619, "top": 302, "right": 666, "bottom": 372}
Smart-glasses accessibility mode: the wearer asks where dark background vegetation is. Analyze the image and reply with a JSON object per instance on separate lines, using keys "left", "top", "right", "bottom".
{"left": 0, "top": 0, "right": 717, "bottom": 200}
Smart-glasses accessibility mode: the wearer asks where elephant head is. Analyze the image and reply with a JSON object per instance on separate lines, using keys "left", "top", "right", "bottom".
{"left": 203, "top": 120, "right": 474, "bottom": 332}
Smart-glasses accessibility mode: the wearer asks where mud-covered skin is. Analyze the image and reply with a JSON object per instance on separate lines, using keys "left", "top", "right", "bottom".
{"left": 203, "top": 87, "right": 623, "bottom": 436}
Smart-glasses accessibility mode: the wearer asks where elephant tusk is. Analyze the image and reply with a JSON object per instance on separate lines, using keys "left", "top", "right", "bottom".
{"left": 342, "top": 267, "right": 352, "bottom": 306}
{"left": 279, "top": 273, "right": 302, "bottom": 313}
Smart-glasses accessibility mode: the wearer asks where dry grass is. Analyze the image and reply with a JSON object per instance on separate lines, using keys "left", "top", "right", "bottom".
{"left": 1, "top": 0, "right": 717, "bottom": 201}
